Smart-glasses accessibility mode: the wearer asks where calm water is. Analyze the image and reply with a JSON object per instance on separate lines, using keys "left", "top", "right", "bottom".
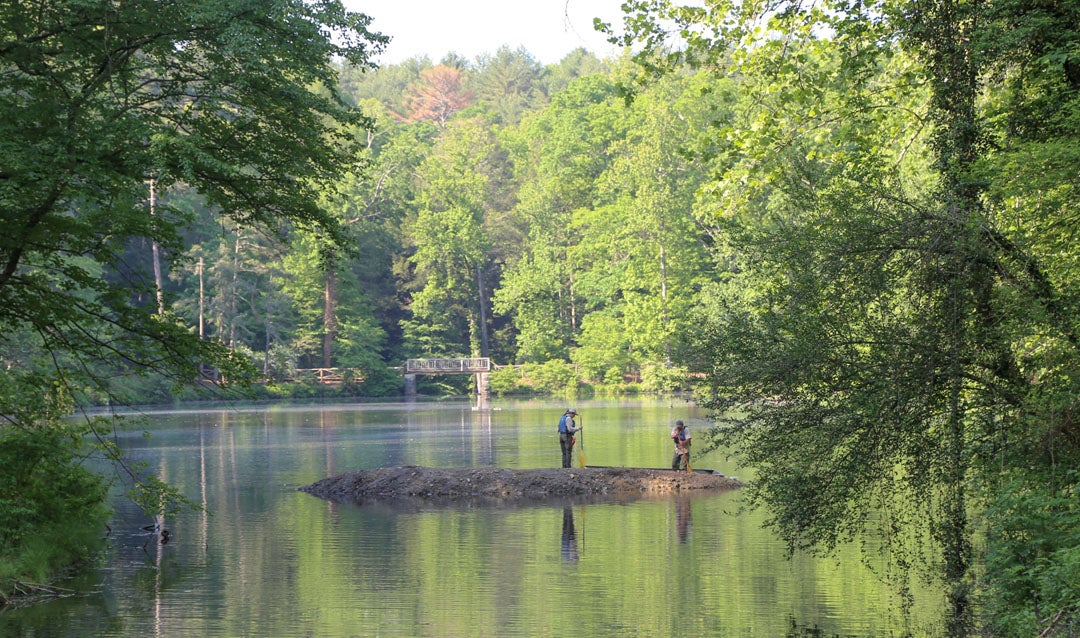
{"left": 2, "top": 398, "right": 946, "bottom": 637}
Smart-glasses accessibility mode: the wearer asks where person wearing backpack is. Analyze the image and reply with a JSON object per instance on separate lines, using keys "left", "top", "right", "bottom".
{"left": 558, "top": 408, "right": 581, "bottom": 468}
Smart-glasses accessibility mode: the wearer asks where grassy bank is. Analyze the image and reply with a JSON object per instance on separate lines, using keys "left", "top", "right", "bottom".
{"left": 0, "top": 427, "right": 111, "bottom": 606}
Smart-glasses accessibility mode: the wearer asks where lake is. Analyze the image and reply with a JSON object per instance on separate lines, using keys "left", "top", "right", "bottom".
{"left": 1, "top": 397, "right": 947, "bottom": 637}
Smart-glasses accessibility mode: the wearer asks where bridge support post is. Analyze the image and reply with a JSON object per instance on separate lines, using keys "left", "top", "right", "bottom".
{"left": 404, "top": 373, "right": 416, "bottom": 398}
{"left": 475, "top": 372, "right": 490, "bottom": 401}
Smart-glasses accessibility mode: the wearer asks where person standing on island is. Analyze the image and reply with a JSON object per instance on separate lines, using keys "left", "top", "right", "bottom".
{"left": 671, "top": 420, "right": 691, "bottom": 471}
{"left": 558, "top": 408, "right": 581, "bottom": 468}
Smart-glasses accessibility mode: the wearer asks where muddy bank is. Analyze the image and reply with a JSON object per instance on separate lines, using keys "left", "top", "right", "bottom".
{"left": 300, "top": 465, "right": 742, "bottom": 507}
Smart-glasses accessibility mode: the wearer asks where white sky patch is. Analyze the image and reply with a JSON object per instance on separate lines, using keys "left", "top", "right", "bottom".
{"left": 344, "top": 0, "right": 626, "bottom": 65}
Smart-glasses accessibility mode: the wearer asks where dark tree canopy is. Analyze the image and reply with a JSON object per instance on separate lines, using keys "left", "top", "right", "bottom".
{"left": 0, "top": 0, "right": 386, "bottom": 387}
{"left": 0, "top": 0, "right": 387, "bottom": 552}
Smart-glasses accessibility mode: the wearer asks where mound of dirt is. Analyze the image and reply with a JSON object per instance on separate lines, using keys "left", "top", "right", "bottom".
{"left": 300, "top": 466, "right": 741, "bottom": 506}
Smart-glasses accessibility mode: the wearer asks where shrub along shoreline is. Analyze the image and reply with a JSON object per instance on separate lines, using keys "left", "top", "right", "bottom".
{"left": 0, "top": 427, "right": 110, "bottom": 607}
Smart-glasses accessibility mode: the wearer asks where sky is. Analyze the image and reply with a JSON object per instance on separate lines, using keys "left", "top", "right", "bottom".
{"left": 344, "top": 0, "right": 627, "bottom": 65}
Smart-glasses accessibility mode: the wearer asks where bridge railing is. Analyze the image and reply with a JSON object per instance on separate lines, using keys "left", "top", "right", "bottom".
{"left": 405, "top": 358, "right": 492, "bottom": 374}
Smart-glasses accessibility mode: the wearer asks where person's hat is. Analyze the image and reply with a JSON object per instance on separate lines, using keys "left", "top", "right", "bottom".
{"left": 567, "top": 408, "right": 577, "bottom": 414}
{"left": 675, "top": 419, "right": 684, "bottom": 426}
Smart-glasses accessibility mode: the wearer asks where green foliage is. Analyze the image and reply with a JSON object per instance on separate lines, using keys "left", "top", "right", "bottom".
{"left": 0, "top": 425, "right": 110, "bottom": 586}
{"left": 264, "top": 343, "right": 299, "bottom": 381}
{"left": 260, "top": 381, "right": 329, "bottom": 400}
{"left": 355, "top": 367, "right": 404, "bottom": 397}
{"left": 487, "top": 366, "right": 524, "bottom": 396}
{"left": 0, "top": 0, "right": 387, "bottom": 591}
{"left": 0, "top": 518, "right": 105, "bottom": 596}
{"left": 495, "top": 73, "right": 625, "bottom": 364}
{"left": 571, "top": 309, "right": 634, "bottom": 384}
{"left": 492, "top": 252, "right": 571, "bottom": 362}
{"left": 640, "top": 362, "right": 688, "bottom": 393}
{"left": 105, "top": 372, "right": 190, "bottom": 406}
{"left": 610, "top": 0, "right": 1080, "bottom": 631}
{"left": 982, "top": 471, "right": 1080, "bottom": 636}
{"left": 1, "top": 0, "right": 388, "bottom": 391}
{"left": 570, "top": 71, "right": 713, "bottom": 367}
{"left": 404, "top": 117, "right": 506, "bottom": 358}
{"left": 4, "top": 2, "right": 1074, "bottom": 629}
{"left": 976, "top": 354, "right": 1080, "bottom": 635}
{"left": 542, "top": 48, "right": 609, "bottom": 96}
{"left": 522, "top": 361, "right": 579, "bottom": 395}
{"left": 414, "top": 375, "right": 472, "bottom": 398}
{"left": 126, "top": 474, "right": 199, "bottom": 520}
{"left": 0, "top": 0, "right": 388, "bottom": 383}
{"left": 471, "top": 46, "right": 548, "bottom": 125}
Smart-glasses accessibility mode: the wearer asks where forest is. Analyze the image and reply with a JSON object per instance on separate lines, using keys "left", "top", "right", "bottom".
{"left": 3, "top": 0, "right": 1079, "bottom": 634}
{"left": 106, "top": 48, "right": 716, "bottom": 402}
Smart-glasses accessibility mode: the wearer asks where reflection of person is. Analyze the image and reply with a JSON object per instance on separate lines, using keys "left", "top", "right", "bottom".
{"left": 671, "top": 420, "right": 690, "bottom": 471}
{"left": 561, "top": 507, "right": 579, "bottom": 562}
{"left": 558, "top": 408, "right": 581, "bottom": 468}
{"left": 676, "top": 497, "right": 692, "bottom": 543}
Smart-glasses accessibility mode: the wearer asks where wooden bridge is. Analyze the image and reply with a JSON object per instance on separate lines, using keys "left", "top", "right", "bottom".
{"left": 405, "top": 358, "right": 492, "bottom": 374}
{"left": 403, "top": 358, "right": 494, "bottom": 398}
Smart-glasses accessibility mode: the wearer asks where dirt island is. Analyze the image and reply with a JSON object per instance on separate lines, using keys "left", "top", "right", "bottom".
{"left": 300, "top": 465, "right": 742, "bottom": 507}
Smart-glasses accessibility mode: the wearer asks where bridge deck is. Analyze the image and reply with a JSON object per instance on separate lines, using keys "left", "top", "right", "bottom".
{"left": 405, "top": 357, "right": 492, "bottom": 374}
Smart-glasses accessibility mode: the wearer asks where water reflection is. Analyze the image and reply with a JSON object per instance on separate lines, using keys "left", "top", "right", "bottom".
{"left": 561, "top": 507, "right": 579, "bottom": 563}
{"left": 785, "top": 616, "right": 843, "bottom": 637}
{"left": 0, "top": 398, "right": 948, "bottom": 638}
{"left": 675, "top": 496, "right": 692, "bottom": 544}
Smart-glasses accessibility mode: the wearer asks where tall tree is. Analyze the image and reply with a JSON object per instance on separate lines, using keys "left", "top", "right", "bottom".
{"left": 0, "top": 0, "right": 386, "bottom": 570}
{"left": 472, "top": 46, "right": 548, "bottom": 125}
{"left": 571, "top": 71, "right": 712, "bottom": 380}
{"left": 338, "top": 56, "right": 429, "bottom": 113}
{"left": 404, "top": 118, "right": 506, "bottom": 358}
{"left": 496, "top": 74, "right": 625, "bottom": 362}
{"left": 542, "top": 47, "right": 608, "bottom": 96}
{"left": 399, "top": 65, "right": 473, "bottom": 128}
{"left": 337, "top": 110, "right": 432, "bottom": 364}
{"left": 964, "top": 1, "right": 1080, "bottom": 633}
{"left": 613, "top": 0, "right": 1080, "bottom": 631}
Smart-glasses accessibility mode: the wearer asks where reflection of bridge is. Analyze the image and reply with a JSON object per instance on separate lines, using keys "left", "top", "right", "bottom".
{"left": 403, "top": 358, "right": 494, "bottom": 399}
{"left": 292, "top": 368, "right": 363, "bottom": 384}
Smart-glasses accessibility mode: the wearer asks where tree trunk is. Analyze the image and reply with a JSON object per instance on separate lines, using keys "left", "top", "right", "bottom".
{"left": 149, "top": 178, "right": 165, "bottom": 315}
{"left": 568, "top": 270, "right": 577, "bottom": 332}
{"left": 198, "top": 257, "right": 205, "bottom": 340}
{"left": 658, "top": 224, "right": 670, "bottom": 366}
{"left": 229, "top": 232, "right": 240, "bottom": 348}
{"left": 197, "top": 255, "right": 206, "bottom": 380}
{"left": 264, "top": 315, "right": 272, "bottom": 376}
{"left": 322, "top": 266, "right": 336, "bottom": 368}
{"left": 913, "top": 0, "right": 982, "bottom": 625}
{"left": 476, "top": 263, "right": 490, "bottom": 357}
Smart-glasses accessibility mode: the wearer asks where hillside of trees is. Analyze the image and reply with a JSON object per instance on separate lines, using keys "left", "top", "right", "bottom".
{"left": 99, "top": 46, "right": 719, "bottom": 401}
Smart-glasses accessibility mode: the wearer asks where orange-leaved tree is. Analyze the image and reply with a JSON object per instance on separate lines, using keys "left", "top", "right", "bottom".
{"left": 400, "top": 65, "right": 473, "bottom": 128}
